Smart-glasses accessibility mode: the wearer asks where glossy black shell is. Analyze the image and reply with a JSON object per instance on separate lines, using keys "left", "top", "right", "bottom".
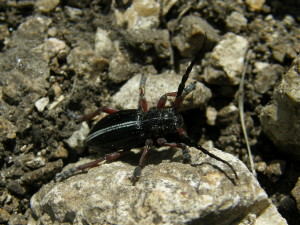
{"left": 86, "top": 108, "right": 184, "bottom": 151}
{"left": 86, "top": 109, "right": 145, "bottom": 151}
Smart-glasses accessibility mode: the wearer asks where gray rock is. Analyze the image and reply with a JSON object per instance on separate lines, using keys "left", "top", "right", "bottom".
{"left": 256, "top": 161, "right": 267, "bottom": 173}
{"left": 226, "top": 11, "right": 248, "bottom": 33}
{"left": 272, "top": 44, "right": 297, "bottom": 63}
{"left": 265, "top": 160, "right": 286, "bottom": 182}
{"left": 205, "top": 33, "right": 249, "bottom": 85}
{"left": 0, "top": 208, "right": 10, "bottom": 223}
{"left": 8, "top": 214, "right": 27, "bottom": 225}
{"left": 0, "top": 24, "right": 10, "bottom": 43}
{"left": 24, "top": 156, "right": 46, "bottom": 169}
{"left": 67, "top": 42, "right": 109, "bottom": 77}
{"left": 291, "top": 177, "right": 300, "bottom": 211}
{"left": 21, "top": 160, "right": 63, "bottom": 185}
{"left": 30, "top": 147, "right": 287, "bottom": 225}
{"left": 94, "top": 27, "right": 114, "bottom": 58}
{"left": 160, "top": 0, "right": 177, "bottom": 16}
{"left": 0, "top": 117, "right": 17, "bottom": 140}
{"left": 253, "top": 62, "right": 283, "bottom": 94}
{"left": 120, "top": 29, "right": 171, "bottom": 63}
{"left": 110, "top": 73, "right": 212, "bottom": 111}
{"left": 245, "top": 0, "right": 266, "bottom": 12}
{"left": 34, "top": 37, "right": 70, "bottom": 63}
{"left": 217, "top": 103, "right": 239, "bottom": 125}
{"left": 35, "top": 0, "right": 60, "bottom": 13}
{"left": 34, "top": 97, "right": 49, "bottom": 112}
{"left": 64, "top": 6, "right": 83, "bottom": 22}
{"left": 65, "top": 122, "right": 90, "bottom": 154}
{"left": 0, "top": 16, "right": 51, "bottom": 135}
{"left": 260, "top": 56, "right": 300, "bottom": 160}
{"left": 114, "top": 0, "right": 160, "bottom": 30}
{"left": 171, "top": 15, "right": 220, "bottom": 58}
{"left": 206, "top": 106, "right": 217, "bottom": 126}
{"left": 108, "top": 44, "right": 135, "bottom": 83}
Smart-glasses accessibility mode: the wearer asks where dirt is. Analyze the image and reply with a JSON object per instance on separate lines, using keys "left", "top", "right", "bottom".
{"left": 0, "top": 0, "right": 300, "bottom": 224}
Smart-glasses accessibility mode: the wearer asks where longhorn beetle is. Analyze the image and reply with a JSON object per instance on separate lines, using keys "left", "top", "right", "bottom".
{"left": 55, "top": 35, "right": 238, "bottom": 183}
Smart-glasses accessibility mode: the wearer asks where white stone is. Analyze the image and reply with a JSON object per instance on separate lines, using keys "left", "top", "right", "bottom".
{"left": 95, "top": 28, "right": 113, "bottom": 58}
{"left": 35, "top": 97, "right": 49, "bottom": 112}
{"left": 211, "top": 33, "right": 249, "bottom": 84}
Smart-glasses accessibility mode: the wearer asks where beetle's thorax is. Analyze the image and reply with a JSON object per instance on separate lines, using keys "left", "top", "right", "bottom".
{"left": 141, "top": 108, "right": 184, "bottom": 137}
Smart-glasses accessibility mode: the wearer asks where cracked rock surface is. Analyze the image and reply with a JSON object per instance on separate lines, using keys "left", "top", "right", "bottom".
{"left": 260, "top": 56, "right": 300, "bottom": 160}
{"left": 30, "top": 148, "right": 286, "bottom": 225}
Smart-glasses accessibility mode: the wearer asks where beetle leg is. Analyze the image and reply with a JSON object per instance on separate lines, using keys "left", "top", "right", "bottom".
{"left": 139, "top": 75, "right": 148, "bottom": 112}
{"left": 157, "top": 81, "right": 196, "bottom": 109}
{"left": 157, "top": 92, "right": 177, "bottom": 109}
{"left": 177, "top": 129, "right": 238, "bottom": 180}
{"left": 55, "top": 150, "right": 128, "bottom": 181}
{"left": 131, "top": 139, "right": 153, "bottom": 184}
{"left": 174, "top": 81, "right": 196, "bottom": 108}
{"left": 79, "top": 106, "right": 118, "bottom": 121}
{"left": 156, "top": 138, "right": 191, "bottom": 163}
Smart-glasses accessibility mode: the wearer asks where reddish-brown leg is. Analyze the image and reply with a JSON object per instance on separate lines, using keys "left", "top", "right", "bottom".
{"left": 79, "top": 106, "right": 119, "bottom": 121}
{"left": 139, "top": 75, "right": 148, "bottom": 112}
{"left": 157, "top": 92, "right": 177, "bottom": 109}
{"left": 55, "top": 150, "right": 128, "bottom": 181}
{"left": 157, "top": 138, "right": 191, "bottom": 163}
{"left": 157, "top": 81, "right": 197, "bottom": 109}
{"left": 131, "top": 139, "right": 153, "bottom": 183}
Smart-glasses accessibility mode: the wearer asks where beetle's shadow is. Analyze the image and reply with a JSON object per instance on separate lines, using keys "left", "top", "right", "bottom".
{"left": 191, "top": 162, "right": 237, "bottom": 185}
{"left": 57, "top": 148, "right": 236, "bottom": 186}
{"left": 125, "top": 148, "right": 237, "bottom": 185}
{"left": 121, "top": 147, "right": 179, "bottom": 165}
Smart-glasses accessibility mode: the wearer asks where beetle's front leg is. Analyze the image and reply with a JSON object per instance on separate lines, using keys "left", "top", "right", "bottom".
{"left": 156, "top": 138, "right": 191, "bottom": 163}
{"left": 157, "top": 81, "right": 196, "bottom": 109}
{"left": 131, "top": 139, "right": 153, "bottom": 184}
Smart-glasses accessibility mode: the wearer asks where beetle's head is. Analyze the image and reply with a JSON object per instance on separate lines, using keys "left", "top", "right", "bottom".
{"left": 161, "top": 108, "right": 184, "bottom": 133}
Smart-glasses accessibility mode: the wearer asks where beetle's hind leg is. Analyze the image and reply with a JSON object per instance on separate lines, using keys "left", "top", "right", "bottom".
{"left": 55, "top": 150, "right": 128, "bottom": 181}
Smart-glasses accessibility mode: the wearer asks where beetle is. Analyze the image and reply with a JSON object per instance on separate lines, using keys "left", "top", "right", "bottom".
{"left": 55, "top": 35, "right": 238, "bottom": 183}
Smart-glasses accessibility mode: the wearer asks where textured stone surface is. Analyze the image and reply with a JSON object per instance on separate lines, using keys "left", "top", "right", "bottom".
{"left": 226, "top": 11, "right": 248, "bottom": 33}
{"left": 205, "top": 32, "right": 249, "bottom": 85}
{"left": 114, "top": 0, "right": 160, "bottom": 29}
{"left": 171, "top": 15, "right": 219, "bottom": 58}
{"left": 291, "top": 177, "right": 300, "bottom": 211}
{"left": 246, "top": 0, "right": 266, "bottom": 12}
{"left": 30, "top": 148, "right": 287, "bottom": 225}
{"left": 260, "top": 56, "right": 300, "bottom": 160}
{"left": 35, "top": 0, "right": 59, "bottom": 13}
{"left": 111, "top": 73, "right": 212, "bottom": 111}
{"left": 253, "top": 62, "right": 283, "bottom": 94}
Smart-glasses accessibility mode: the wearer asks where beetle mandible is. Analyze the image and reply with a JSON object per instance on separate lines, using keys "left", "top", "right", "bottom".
{"left": 56, "top": 35, "right": 238, "bottom": 183}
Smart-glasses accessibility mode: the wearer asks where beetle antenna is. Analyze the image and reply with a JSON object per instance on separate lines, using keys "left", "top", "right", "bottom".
{"left": 174, "top": 34, "right": 207, "bottom": 108}
{"left": 179, "top": 131, "right": 238, "bottom": 180}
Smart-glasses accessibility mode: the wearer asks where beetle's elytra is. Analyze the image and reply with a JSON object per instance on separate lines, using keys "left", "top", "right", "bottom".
{"left": 55, "top": 34, "right": 238, "bottom": 183}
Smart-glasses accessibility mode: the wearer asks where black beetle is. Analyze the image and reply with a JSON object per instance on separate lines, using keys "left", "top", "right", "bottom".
{"left": 56, "top": 35, "right": 238, "bottom": 183}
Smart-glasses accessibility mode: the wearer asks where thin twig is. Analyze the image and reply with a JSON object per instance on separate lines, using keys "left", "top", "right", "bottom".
{"left": 238, "top": 50, "right": 256, "bottom": 177}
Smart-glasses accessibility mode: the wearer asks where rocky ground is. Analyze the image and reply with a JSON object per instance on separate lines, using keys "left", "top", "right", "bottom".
{"left": 0, "top": 0, "right": 300, "bottom": 224}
